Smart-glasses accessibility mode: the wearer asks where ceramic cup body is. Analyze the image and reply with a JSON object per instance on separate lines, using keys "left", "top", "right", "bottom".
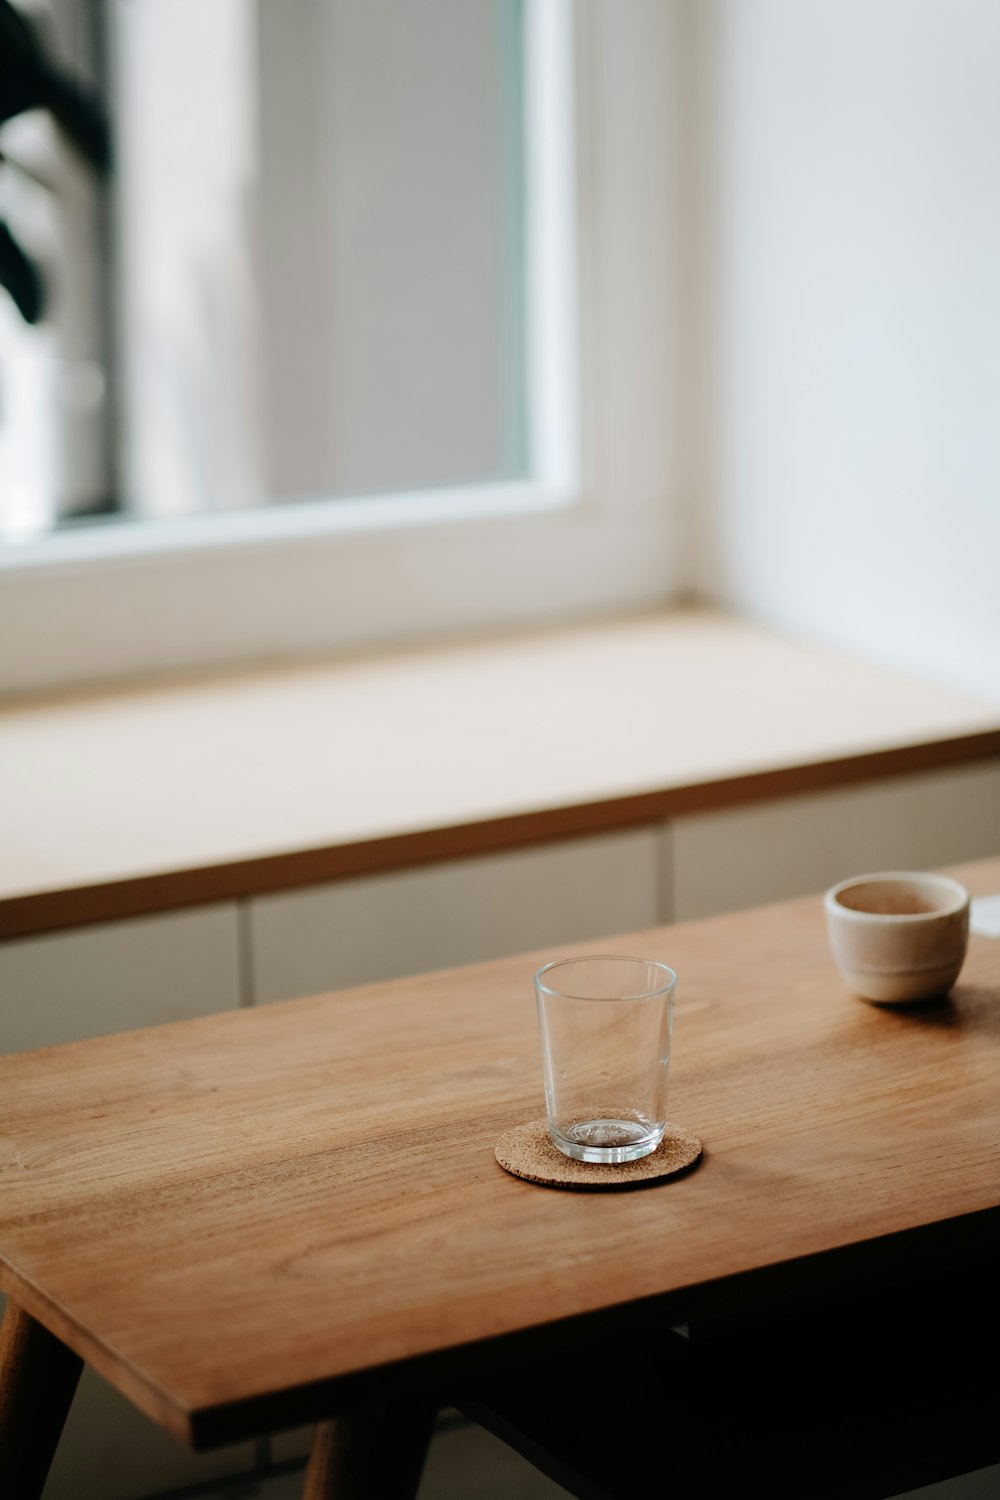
{"left": 824, "top": 871, "right": 970, "bottom": 1004}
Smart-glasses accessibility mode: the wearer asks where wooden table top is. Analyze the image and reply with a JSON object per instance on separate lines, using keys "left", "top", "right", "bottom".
{"left": 2, "top": 858, "right": 999, "bottom": 1449}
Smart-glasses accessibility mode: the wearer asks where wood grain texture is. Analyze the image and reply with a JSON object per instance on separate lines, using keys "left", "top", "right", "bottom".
{"left": 0, "top": 859, "right": 998, "bottom": 1450}
{"left": 3, "top": 609, "right": 999, "bottom": 938}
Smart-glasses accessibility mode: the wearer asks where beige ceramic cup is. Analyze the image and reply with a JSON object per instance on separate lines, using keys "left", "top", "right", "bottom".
{"left": 824, "top": 871, "right": 970, "bottom": 1004}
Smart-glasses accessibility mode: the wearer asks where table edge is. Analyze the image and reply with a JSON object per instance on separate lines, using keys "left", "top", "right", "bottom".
{"left": 8, "top": 1202, "right": 999, "bottom": 1449}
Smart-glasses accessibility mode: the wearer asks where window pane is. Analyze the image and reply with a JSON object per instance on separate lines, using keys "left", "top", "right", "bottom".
{"left": 121, "top": 0, "right": 527, "bottom": 519}
{"left": 0, "top": 0, "right": 527, "bottom": 534}
{"left": 0, "top": 0, "right": 109, "bottom": 535}
{"left": 255, "top": 0, "right": 527, "bottom": 504}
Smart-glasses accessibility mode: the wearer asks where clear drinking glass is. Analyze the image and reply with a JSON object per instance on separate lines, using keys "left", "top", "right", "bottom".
{"left": 534, "top": 956, "right": 676, "bottom": 1164}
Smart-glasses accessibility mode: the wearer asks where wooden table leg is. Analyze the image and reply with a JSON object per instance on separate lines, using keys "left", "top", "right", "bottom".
{"left": 0, "top": 1301, "right": 83, "bottom": 1500}
{"left": 302, "top": 1400, "right": 438, "bottom": 1500}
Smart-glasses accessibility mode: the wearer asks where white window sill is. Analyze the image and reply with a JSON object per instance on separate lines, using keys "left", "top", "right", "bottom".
{"left": 3, "top": 606, "right": 999, "bottom": 938}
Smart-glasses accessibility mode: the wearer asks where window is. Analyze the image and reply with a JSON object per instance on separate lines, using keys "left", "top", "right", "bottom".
{"left": 0, "top": 2, "right": 677, "bottom": 693}
{"left": 2, "top": 0, "right": 538, "bottom": 530}
{"left": 0, "top": 0, "right": 111, "bottom": 535}
{"left": 118, "top": 0, "right": 531, "bottom": 519}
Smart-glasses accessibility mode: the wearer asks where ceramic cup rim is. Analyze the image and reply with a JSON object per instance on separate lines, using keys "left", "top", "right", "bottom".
{"left": 824, "top": 870, "right": 970, "bottom": 925}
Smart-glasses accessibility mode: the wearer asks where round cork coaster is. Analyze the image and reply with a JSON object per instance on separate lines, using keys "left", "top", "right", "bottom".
{"left": 495, "top": 1119, "right": 703, "bottom": 1191}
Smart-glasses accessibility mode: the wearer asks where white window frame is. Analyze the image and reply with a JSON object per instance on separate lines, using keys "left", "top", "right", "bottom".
{"left": 0, "top": 0, "right": 680, "bottom": 694}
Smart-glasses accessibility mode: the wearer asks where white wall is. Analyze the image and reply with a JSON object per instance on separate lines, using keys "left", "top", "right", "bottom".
{"left": 692, "top": 0, "right": 1000, "bottom": 702}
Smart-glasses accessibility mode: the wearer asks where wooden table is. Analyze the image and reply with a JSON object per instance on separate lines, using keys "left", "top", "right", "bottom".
{"left": 2, "top": 858, "right": 1000, "bottom": 1499}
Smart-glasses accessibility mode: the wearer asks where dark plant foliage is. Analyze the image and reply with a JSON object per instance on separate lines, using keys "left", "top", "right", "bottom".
{"left": 0, "top": 0, "right": 111, "bottom": 324}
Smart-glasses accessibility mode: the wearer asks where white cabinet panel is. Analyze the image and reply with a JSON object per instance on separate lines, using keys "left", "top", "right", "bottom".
{"left": 250, "top": 827, "right": 665, "bottom": 1004}
{"left": 0, "top": 904, "right": 242, "bottom": 1055}
{"left": 673, "top": 762, "right": 1000, "bottom": 921}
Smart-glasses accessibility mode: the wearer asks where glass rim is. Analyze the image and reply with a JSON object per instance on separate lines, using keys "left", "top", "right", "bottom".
{"left": 533, "top": 954, "right": 677, "bottom": 1003}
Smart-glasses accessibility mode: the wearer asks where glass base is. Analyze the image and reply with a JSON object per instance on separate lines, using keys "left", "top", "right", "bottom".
{"left": 550, "top": 1119, "right": 664, "bottom": 1165}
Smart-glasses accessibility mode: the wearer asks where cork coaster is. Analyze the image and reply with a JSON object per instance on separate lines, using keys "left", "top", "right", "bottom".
{"left": 495, "top": 1119, "right": 703, "bottom": 1191}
